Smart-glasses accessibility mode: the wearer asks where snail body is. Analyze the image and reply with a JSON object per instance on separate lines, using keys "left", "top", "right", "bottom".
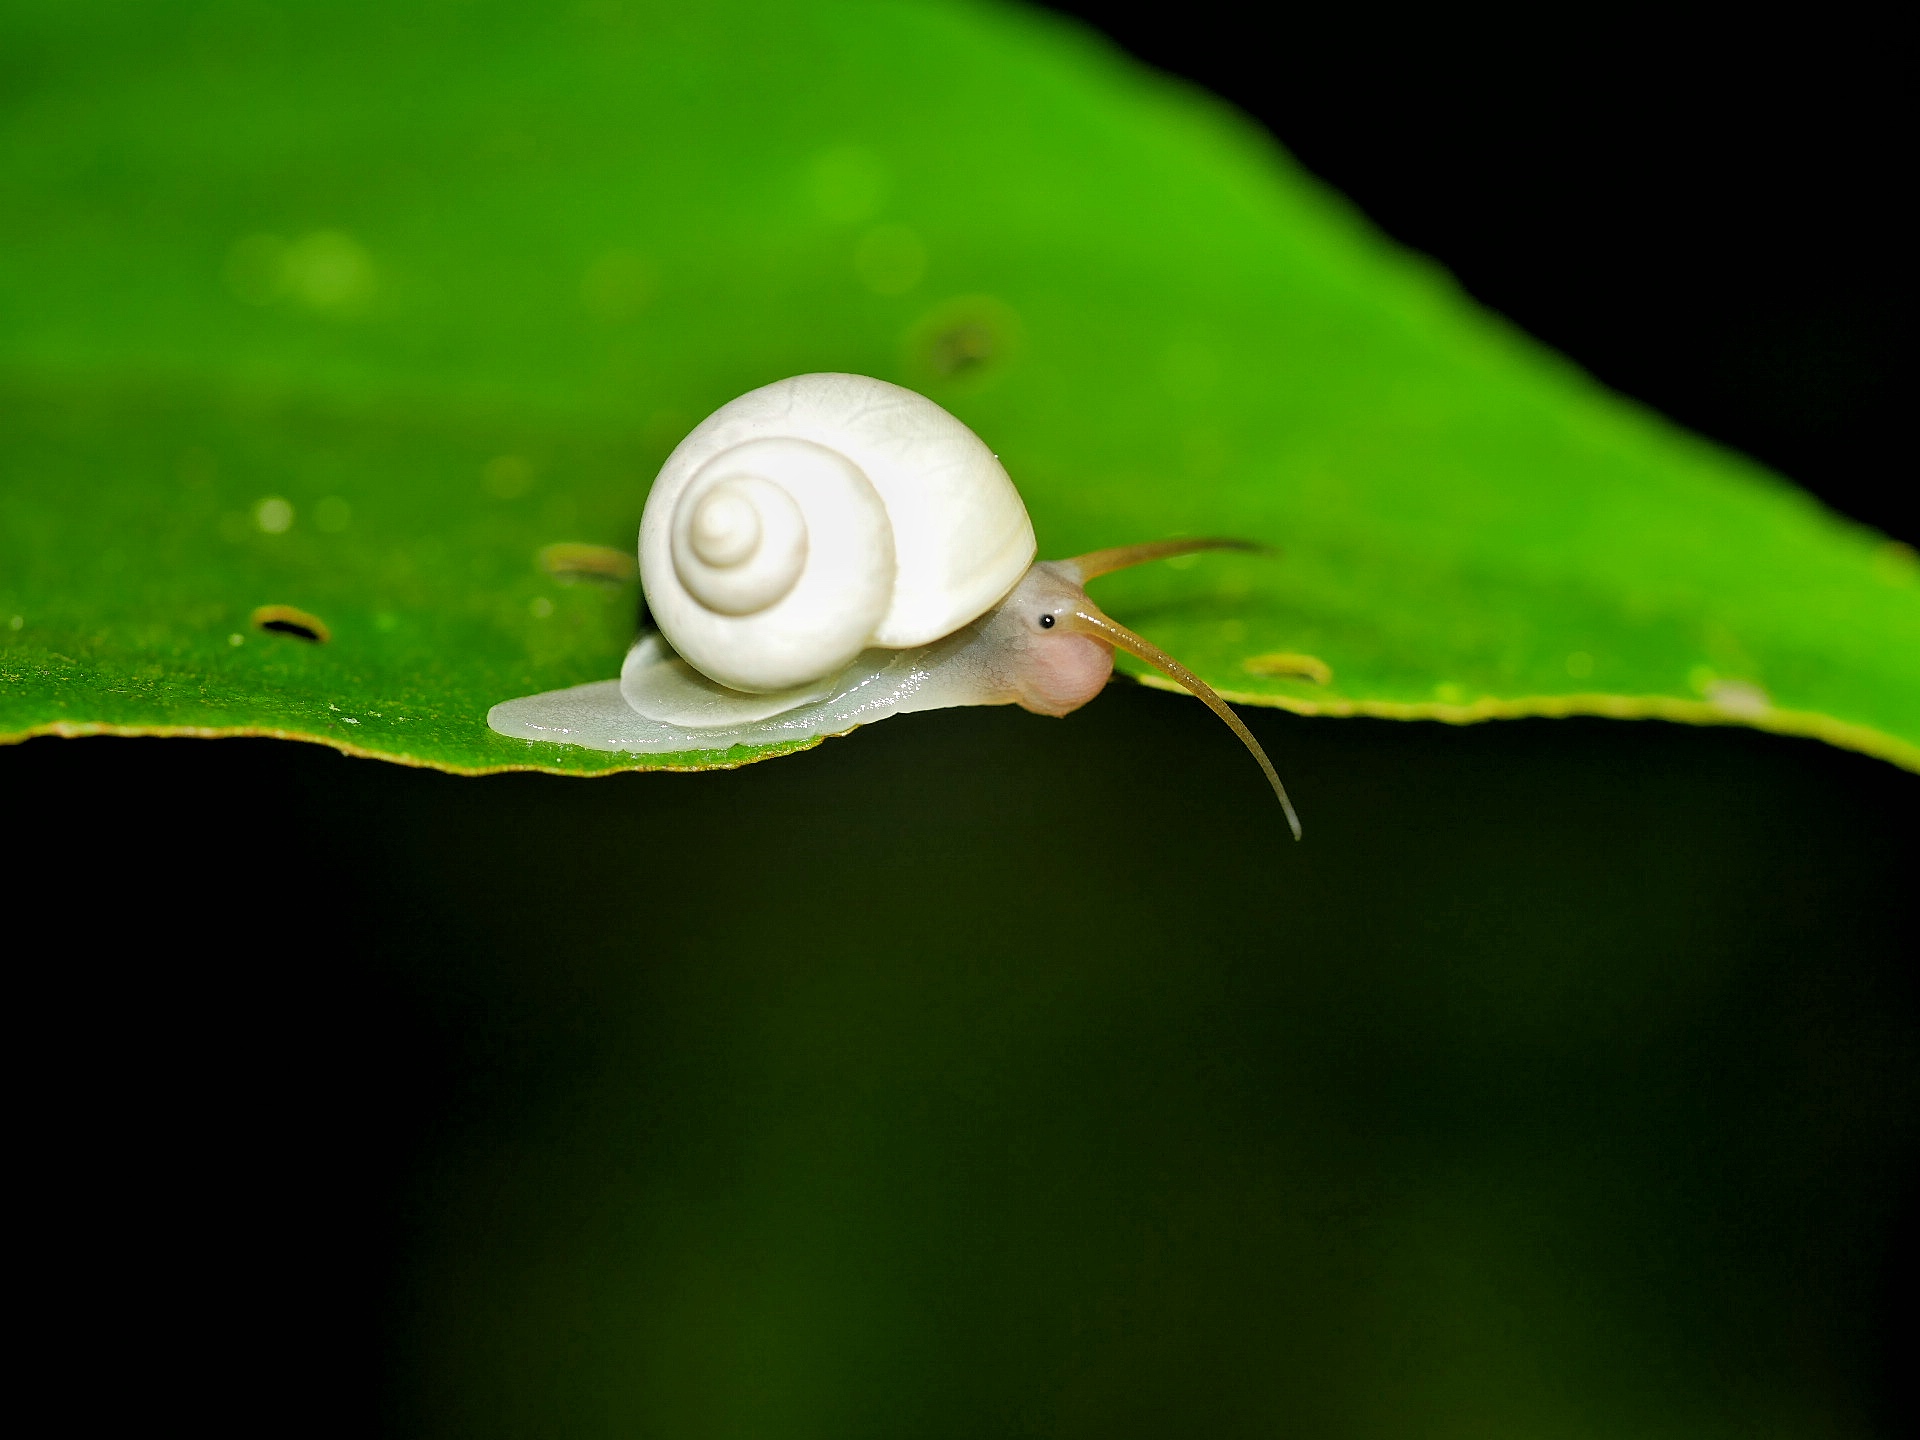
{"left": 489, "top": 374, "right": 1300, "bottom": 835}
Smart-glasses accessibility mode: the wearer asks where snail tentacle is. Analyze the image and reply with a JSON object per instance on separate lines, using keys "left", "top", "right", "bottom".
{"left": 1066, "top": 604, "right": 1301, "bottom": 839}
{"left": 1061, "top": 536, "right": 1273, "bottom": 583}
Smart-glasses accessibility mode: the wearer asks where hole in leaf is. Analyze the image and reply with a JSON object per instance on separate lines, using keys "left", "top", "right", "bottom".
{"left": 903, "top": 295, "right": 1022, "bottom": 385}
{"left": 251, "top": 604, "right": 331, "bottom": 643}
{"left": 1243, "top": 652, "right": 1332, "bottom": 684}
{"left": 539, "top": 542, "right": 638, "bottom": 585}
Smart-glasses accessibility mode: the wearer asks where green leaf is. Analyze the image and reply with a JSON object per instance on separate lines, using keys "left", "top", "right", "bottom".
{"left": 4, "top": 0, "right": 1916, "bottom": 775}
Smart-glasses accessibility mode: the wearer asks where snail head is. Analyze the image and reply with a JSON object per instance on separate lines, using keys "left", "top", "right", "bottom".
{"left": 988, "top": 538, "right": 1300, "bottom": 838}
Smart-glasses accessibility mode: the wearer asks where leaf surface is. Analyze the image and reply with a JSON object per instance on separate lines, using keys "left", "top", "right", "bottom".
{"left": 4, "top": 0, "right": 1915, "bottom": 774}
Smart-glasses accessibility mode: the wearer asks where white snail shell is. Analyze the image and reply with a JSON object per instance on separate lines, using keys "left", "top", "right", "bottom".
{"left": 489, "top": 377, "right": 1298, "bottom": 834}
{"left": 640, "top": 373, "right": 1036, "bottom": 693}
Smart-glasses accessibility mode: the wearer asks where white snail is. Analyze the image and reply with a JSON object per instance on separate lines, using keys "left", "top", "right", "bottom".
{"left": 488, "top": 373, "right": 1300, "bottom": 835}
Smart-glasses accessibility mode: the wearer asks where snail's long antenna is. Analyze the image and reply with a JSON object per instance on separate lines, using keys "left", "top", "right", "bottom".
{"left": 1068, "top": 605, "right": 1302, "bottom": 840}
{"left": 1063, "top": 537, "right": 1272, "bottom": 583}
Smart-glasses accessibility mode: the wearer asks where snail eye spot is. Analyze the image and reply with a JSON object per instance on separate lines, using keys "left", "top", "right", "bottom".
{"left": 1038, "top": 613, "right": 1055, "bottom": 629}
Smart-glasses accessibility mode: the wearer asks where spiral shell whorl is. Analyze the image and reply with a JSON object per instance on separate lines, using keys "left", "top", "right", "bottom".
{"left": 649, "top": 437, "right": 893, "bottom": 692}
{"left": 671, "top": 466, "right": 807, "bottom": 616}
{"left": 640, "top": 374, "right": 1036, "bottom": 694}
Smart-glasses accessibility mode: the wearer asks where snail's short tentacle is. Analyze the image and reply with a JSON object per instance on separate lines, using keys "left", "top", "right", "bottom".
{"left": 1067, "top": 604, "right": 1301, "bottom": 839}
{"left": 1062, "top": 537, "right": 1273, "bottom": 583}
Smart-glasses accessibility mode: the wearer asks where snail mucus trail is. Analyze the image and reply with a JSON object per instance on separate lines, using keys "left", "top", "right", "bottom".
{"left": 488, "top": 373, "right": 1300, "bottom": 837}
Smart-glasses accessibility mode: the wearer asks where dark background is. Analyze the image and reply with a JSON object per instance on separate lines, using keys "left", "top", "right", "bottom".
{"left": 10, "top": 6, "right": 1914, "bottom": 1435}
{"left": 1037, "top": 2, "right": 1911, "bottom": 544}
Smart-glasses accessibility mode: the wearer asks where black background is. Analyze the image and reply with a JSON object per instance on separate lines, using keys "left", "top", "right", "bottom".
{"left": 10, "top": 6, "right": 1915, "bottom": 1434}
{"left": 1037, "top": 1, "right": 1911, "bottom": 543}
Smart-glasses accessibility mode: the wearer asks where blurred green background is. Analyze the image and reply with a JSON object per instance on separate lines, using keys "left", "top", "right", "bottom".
{"left": 4, "top": 1, "right": 1915, "bottom": 1436}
